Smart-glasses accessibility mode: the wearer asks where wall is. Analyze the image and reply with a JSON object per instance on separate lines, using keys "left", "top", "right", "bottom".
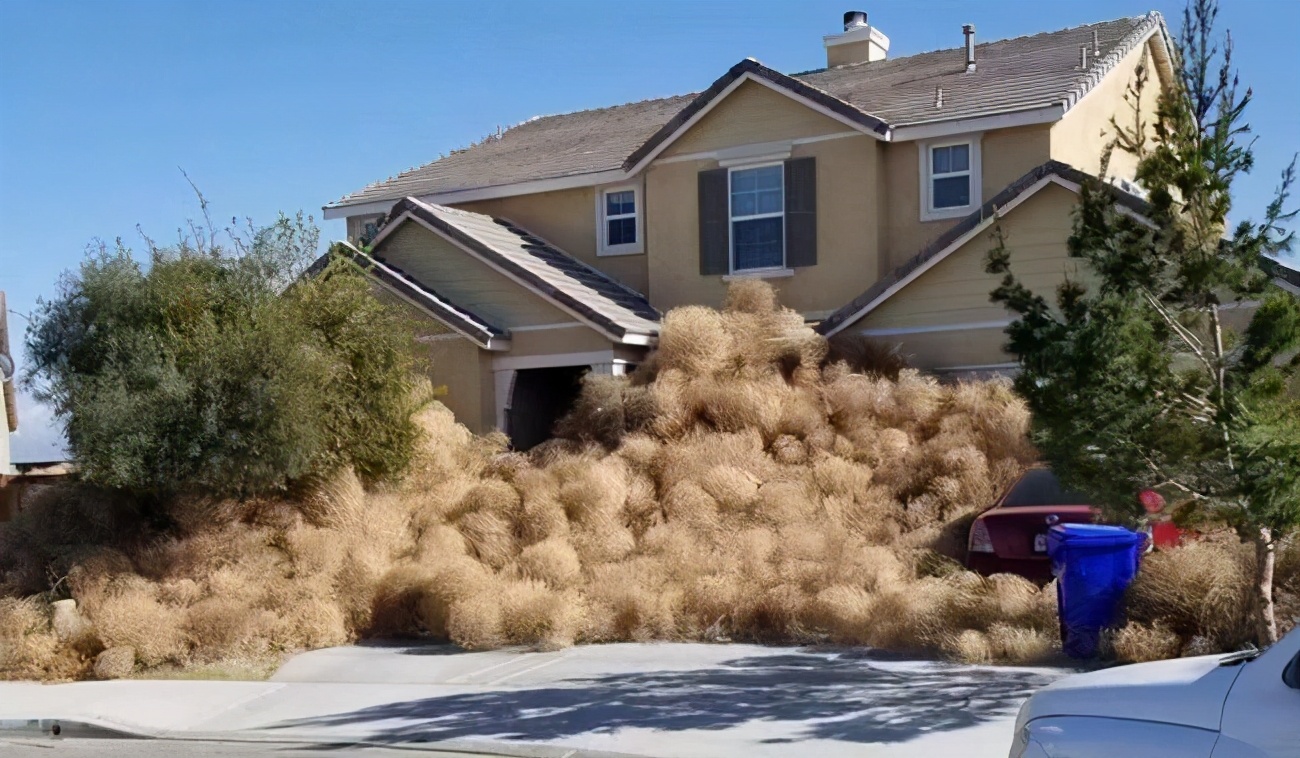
{"left": 426, "top": 336, "right": 496, "bottom": 434}
{"left": 646, "top": 134, "right": 882, "bottom": 316}
{"left": 880, "top": 124, "right": 1053, "bottom": 276}
{"left": 661, "top": 80, "right": 853, "bottom": 157}
{"left": 0, "top": 387, "right": 8, "bottom": 476}
{"left": 1051, "top": 40, "right": 1162, "bottom": 181}
{"left": 456, "top": 185, "right": 650, "bottom": 295}
{"left": 376, "top": 223, "right": 579, "bottom": 329}
{"left": 507, "top": 326, "right": 616, "bottom": 358}
{"left": 850, "top": 182, "right": 1090, "bottom": 368}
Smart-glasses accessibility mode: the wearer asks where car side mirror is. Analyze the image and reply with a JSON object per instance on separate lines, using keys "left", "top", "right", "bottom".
{"left": 1284, "top": 651, "right": 1300, "bottom": 690}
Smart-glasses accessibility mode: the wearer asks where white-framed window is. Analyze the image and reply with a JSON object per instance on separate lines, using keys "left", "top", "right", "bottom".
{"left": 729, "top": 162, "right": 785, "bottom": 272}
{"left": 596, "top": 184, "right": 643, "bottom": 256}
{"left": 919, "top": 136, "right": 981, "bottom": 221}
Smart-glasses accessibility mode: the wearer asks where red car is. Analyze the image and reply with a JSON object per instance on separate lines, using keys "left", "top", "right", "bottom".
{"left": 966, "top": 467, "right": 1100, "bottom": 582}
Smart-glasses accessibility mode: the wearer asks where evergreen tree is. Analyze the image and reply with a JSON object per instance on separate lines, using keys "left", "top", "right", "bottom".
{"left": 987, "top": 0, "right": 1300, "bottom": 644}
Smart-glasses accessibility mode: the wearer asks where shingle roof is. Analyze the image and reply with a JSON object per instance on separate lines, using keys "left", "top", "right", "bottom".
{"left": 375, "top": 198, "right": 662, "bottom": 342}
{"left": 796, "top": 14, "right": 1160, "bottom": 126}
{"left": 329, "top": 13, "right": 1164, "bottom": 211}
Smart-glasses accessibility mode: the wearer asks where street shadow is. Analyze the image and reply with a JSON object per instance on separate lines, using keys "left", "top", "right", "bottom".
{"left": 348, "top": 639, "right": 472, "bottom": 656}
{"left": 275, "top": 651, "right": 1058, "bottom": 748}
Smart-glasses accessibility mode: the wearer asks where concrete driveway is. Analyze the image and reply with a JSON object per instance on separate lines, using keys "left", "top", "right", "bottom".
{"left": 0, "top": 643, "right": 1073, "bottom": 757}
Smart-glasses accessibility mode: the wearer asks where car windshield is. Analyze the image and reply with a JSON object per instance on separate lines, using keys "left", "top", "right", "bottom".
{"left": 1002, "top": 469, "right": 1091, "bottom": 507}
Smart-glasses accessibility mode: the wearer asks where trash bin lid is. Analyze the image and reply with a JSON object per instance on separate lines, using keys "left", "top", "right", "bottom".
{"left": 1048, "top": 523, "right": 1144, "bottom": 548}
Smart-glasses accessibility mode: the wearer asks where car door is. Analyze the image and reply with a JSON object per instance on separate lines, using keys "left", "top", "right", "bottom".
{"left": 1211, "top": 627, "right": 1300, "bottom": 757}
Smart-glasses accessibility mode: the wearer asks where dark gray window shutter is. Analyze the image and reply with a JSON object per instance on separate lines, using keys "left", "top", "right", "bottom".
{"left": 698, "top": 168, "right": 730, "bottom": 275}
{"left": 784, "top": 157, "right": 817, "bottom": 268}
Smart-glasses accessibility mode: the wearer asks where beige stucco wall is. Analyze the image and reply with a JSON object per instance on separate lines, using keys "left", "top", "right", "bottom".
{"left": 881, "top": 327, "right": 1012, "bottom": 370}
{"left": 662, "top": 80, "right": 853, "bottom": 158}
{"left": 456, "top": 185, "right": 650, "bottom": 295}
{"left": 0, "top": 387, "right": 10, "bottom": 475}
{"left": 1051, "top": 40, "right": 1162, "bottom": 181}
{"left": 376, "top": 223, "right": 580, "bottom": 329}
{"left": 508, "top": 326, "right": 616, "bottom": 359}
{"left": 427, "top": 336, "right": 496, "bottom": 435}
{"left": 847, "top": 182, "right": 1089, "bottom": 367}
{"left": 879, "top": 124, "right": 1053, "bottom": 276}
{"left": 646, "top": 134, "right": 882, "bottom": 315}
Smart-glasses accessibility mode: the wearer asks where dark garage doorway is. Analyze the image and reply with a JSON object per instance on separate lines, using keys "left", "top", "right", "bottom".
{"left": 507, "top": 365, "right": 589, "bottom": 451}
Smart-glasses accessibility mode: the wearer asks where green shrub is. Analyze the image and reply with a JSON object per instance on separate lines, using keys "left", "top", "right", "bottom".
{"left": 25, "top": 213, "right": 425, "bottom": 501}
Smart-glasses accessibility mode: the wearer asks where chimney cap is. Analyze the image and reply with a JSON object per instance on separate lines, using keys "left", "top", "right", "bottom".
{"left": 843, "top": 10, "right": 868, "bottom": 31}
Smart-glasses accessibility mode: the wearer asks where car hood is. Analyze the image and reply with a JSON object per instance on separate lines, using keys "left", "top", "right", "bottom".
{"left": 1019, "top": 654, "right": 1246, "bottom": 731}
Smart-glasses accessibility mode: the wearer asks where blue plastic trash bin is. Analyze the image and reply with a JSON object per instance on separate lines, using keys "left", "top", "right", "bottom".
{"left": 1047, "top": 524, "right": 1146, "bottom": 659}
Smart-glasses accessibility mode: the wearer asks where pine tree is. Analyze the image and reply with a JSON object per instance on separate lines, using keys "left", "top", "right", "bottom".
{"left": 987, "top": 0, "right": 1299, "bottom": 644}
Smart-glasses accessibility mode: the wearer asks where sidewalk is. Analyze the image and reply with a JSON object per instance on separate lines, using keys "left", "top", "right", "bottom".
{"left": 0, "top": 643, "right": 1070, "bottom": 757}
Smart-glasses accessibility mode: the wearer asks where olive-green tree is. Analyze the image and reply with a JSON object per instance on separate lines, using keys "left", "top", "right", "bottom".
{"left": 987, "top": 0, "right": 1299, "bottom": 644}
{"left": 26, "top": 211, "right": 426, "bottom": 503}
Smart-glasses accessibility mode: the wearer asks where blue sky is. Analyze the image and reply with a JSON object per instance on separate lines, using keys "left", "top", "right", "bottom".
{"left": 2, "top": 0, "right": 1297, "bottom": 462}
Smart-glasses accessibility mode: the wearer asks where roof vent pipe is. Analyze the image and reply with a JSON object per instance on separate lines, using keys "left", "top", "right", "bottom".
{"left": 843, "top": 10, "right": 868, "bottom": 31}
{"left": 1092, "top": 30, "right": 1100, "bottom": 55}
{"left": 963, "top": 24, "right": 976, "bottom": 73}
{"left": 1079, "top": 45, "right": 1089, "bottom": 69}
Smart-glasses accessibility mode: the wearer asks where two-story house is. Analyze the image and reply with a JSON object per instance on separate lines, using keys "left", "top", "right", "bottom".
{"left": 1, "top": 292, "right": 16, "bottom": 478}
{"left": 324, "top": 11, "right": 1178, "bottom": 448}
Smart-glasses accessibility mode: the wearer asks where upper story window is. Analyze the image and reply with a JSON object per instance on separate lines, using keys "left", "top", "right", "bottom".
{"left": 597, "top": 185, "right": 642, "bottom": 256}
{"left": 920, "top": 137, "right": 982, "bottom": 221}
{"left": 730, "top": 163, "right": 784, "bottom": 271}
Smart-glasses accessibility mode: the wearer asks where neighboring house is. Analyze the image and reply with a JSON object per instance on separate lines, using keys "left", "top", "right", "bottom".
{"left": 1, "top": 292, "right": 17, "bottom": 477}
{"left": 324, "top": 11, "right": 1293, "bottom": 447}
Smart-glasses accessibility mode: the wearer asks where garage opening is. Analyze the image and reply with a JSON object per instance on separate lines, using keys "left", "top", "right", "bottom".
{"left": 506, "top": 365, "right": 589, "bottom": 451}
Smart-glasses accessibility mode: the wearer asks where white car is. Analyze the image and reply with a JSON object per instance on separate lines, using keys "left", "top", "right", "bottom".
{"left": 1010, "top": 625, "right": 1300, "bottom": 757}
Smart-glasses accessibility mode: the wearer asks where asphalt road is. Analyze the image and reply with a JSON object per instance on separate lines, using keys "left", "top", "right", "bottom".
{"left": 0, "top": 738, "right": 511, "bottom": 757}
{"left": 0, "top": 643, "right": 1075, "bottom": 758}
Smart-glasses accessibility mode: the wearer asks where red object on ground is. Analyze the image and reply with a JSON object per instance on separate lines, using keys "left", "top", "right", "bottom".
{"left": 1139, "top": 489, "right": 1166, "bottom": 514}
{"left": 1150, "top": 520, "right": 1183, "bottom": 549}
{"left": 966, "top": 468, "right": 1100, "bottom": 583}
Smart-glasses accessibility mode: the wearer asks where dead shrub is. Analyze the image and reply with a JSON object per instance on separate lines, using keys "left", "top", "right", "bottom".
{"left": 457, "top": 510, "right": 515, "bottom": 569}
{"left": 1110, "top": 621, "right": 1182, "bottom": 663}
{"left": 0, "top": 288, "right": 1076, "bottom": 678}
{"left": 514, "top": 539, "right": 582, "bottom": 589}
{"left": 656, "top": 306, "right": 731, "bottom": 377}
{"left": 724, "top": 279, "right": 779, "bottom": 315}
{"left": 554, "top": 375, "right": 626, "bottom": 448}
{"left": 1125, "top": 540, "right": 1254, "bottom": 650}
{"left": 88, "top": 581, "right": 186, "bottom": 667}
{"left": 825, "top": 334, "right": 909, "bottom": 380}
{"left": 93, "top": 646, "right": 135, "bottom": 679}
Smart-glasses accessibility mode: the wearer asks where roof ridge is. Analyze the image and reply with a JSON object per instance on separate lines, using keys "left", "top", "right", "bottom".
{"left": 509, "top": 92, "right": 698, "bottom": 127}
{"left": 1060, "top": 11, "right": 1165, "bottom": 110}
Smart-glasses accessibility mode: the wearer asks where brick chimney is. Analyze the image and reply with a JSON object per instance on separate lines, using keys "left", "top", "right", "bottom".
{"left": 823, "top": 10, "right": 890, "bottom": 68}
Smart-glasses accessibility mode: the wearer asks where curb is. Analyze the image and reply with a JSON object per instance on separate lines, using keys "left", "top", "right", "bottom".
{"left": 0, "top": 719, "right": 653, "bottom": 758}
